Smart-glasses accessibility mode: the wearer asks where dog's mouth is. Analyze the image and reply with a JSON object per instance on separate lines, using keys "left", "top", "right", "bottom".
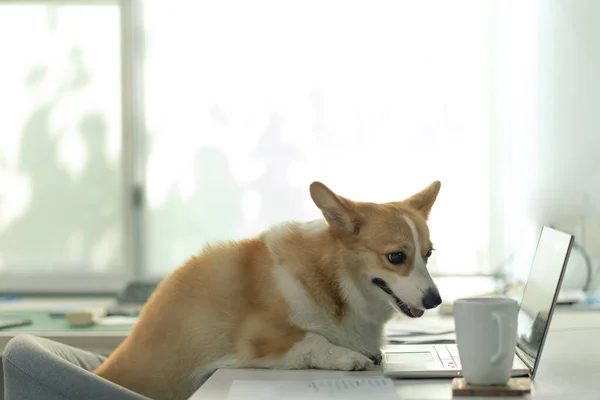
{"left": 372, "top": 278, "right": 425, "bottom": 318}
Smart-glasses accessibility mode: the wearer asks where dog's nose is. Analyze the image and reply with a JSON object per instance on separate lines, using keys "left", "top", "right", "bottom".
{"left": 422, "top": 288, "right": 442, "bottom": 309}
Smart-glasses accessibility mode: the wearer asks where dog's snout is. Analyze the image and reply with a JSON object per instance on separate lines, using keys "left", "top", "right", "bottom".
{"left": 422, "top": 288, "right": 442, "bottom": 309}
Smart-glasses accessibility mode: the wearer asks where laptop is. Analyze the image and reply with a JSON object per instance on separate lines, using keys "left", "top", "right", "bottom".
{"left": 382, "top": 226, "right": 575, "bottom": 379}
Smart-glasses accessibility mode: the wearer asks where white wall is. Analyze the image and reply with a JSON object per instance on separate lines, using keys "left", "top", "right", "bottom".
{"left": 493, "top": 0, "right": 600, "bottom": 289}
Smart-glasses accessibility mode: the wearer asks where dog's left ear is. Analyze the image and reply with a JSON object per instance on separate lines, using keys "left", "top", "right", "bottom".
{"left": 310, "top": 181, "right": 362, "bottom": 235}
{"left": 403, "top": 181, "right": 441, "bottom": 220}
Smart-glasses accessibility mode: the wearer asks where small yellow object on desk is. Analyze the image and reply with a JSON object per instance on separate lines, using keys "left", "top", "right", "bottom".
{"left": 65, "top": 309, "right": 106, "bottom": 327}
{"left": 452, "top": 377, "right": 532, "bottom": 397}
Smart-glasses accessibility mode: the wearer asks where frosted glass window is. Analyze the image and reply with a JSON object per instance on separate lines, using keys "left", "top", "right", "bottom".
{"left": 142, "top": 0, "right": 491, "bottom": 276}
{"left": 0, "top": 3, "right": 124, "bottom": 273}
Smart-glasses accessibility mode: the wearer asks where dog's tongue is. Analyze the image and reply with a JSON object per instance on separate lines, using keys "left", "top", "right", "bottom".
{"left": 410, "top": 307, "right": 424, "bottom": 318}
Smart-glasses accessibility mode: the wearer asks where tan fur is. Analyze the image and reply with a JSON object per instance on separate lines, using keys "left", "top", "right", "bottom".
{"left": 94, "top": 181, "right": 441, "bottom": 399}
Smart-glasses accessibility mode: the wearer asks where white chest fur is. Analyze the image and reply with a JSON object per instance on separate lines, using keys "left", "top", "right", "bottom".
{"left": 274, "top": 267, "right": 390, "bottom": 358}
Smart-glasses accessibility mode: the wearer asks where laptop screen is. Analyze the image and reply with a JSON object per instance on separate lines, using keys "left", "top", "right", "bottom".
{"left": 515, "top": 226, "right": 574, "bottom": 377}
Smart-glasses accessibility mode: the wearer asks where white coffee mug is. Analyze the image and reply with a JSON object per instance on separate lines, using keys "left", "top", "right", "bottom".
{"left": 454, "top": 296, "right": 519, "bottom": 385}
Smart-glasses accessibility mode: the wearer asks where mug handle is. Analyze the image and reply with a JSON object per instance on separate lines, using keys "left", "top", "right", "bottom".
{"left": 490, "top": 312, "right": 509, "bottom": 364}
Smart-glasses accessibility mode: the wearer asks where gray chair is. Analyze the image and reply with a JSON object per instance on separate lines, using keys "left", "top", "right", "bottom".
{"left": 2, "top": 334, "right": 150, "bottom": 400}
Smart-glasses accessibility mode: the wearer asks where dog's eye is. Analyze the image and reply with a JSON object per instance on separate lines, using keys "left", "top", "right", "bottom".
{"left": 386, "top": 252, "right": 407, "bottom": 265}
{"left": 425, "top": 248, "right": 434, "bottom": 258}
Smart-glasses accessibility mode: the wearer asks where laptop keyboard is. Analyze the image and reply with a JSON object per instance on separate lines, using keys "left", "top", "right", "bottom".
{"left": 434, "top": 345, "right": 462, "bottom": 369}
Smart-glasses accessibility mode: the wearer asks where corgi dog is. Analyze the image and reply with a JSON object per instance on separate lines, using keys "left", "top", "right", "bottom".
{"left": 94, "top": 180, "right": 442, "bottom": 399}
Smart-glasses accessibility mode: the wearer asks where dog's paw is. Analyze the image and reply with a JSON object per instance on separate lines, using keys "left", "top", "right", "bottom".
{"left": 328, "top": 350, "right": 375, "bottom": 371}
{"left": 339, "top": 351, "right": 375, "bottom": 371}
{"left": 368, "top": 351, "right": 383, "bottom": 366}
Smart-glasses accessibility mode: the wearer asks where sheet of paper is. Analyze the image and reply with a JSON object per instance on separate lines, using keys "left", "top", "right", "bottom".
{"left": 226, "top": 377, "right": 398, "bottom": 400}
{"left": 385, "top": 317, "right": 455, "bottom": 344}
{"left": 388, "top": 332, "right": 456, "bottom": 344}
{"left": 386, "top": 327, "right": 455, "bottom": 337}
{"left": 385, "top": 316, "right": 455, "bottom": 336}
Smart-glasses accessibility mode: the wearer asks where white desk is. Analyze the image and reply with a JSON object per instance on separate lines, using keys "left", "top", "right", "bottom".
{"left": 192, "top": 310, "right": 600, "bottom": 399}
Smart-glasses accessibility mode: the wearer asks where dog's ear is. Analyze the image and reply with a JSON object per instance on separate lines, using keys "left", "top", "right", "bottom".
{"left": 310, "top": 181, "right": 361, "bottom": 235}
{"left": 403, "top": 181, "right": 441, "bottom": 220}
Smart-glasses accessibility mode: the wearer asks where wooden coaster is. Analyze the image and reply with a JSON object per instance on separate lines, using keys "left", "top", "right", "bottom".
{"left": 452, "top": 377, "right": 532, "bottom": 397}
